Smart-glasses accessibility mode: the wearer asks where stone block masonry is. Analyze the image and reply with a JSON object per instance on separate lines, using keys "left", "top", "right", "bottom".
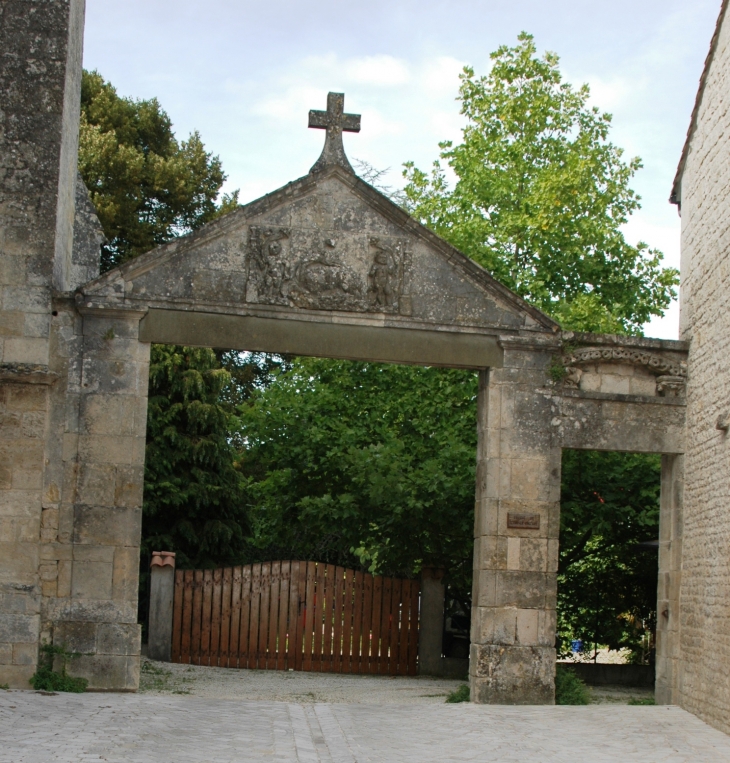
{"left": 470, "top": 339, "right": 562, "bottom": 704}
{"left": 0, "top": 0, "right": 85, "bottom": 687}
{"left": 672, "top": 0, "right": 730, "bottom": 734}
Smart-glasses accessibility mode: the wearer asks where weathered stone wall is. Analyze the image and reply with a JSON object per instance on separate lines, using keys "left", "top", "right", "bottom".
{"left": 471, "top": 337, "right": 562, "bottom": 704}
{"left": 38, "top": 306, "right": 148, "bottom": 690}
{"left": 469, "top": 332, "right": 688, "bottom": 704}
{"left": 554, "top": 333, "right": 687, "bottom": 456}
{"left": 0, "top": 0, "right": 84, "bottom": 687}
{"left": 655, "top": 454, "right": 684, "bottom": 705}
{"left": 675, "top": 5, "right": 730, "bottom": 733}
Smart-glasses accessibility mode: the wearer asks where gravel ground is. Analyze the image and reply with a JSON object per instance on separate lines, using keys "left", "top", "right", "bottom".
{"left": 589, "top": 685, "right": 655, "bottom": 704}
{"left": 139, "top": 657, "right": 466, "bottom": 704}
{"left": 139, "top": 657, "right": 655, "bottom": 705}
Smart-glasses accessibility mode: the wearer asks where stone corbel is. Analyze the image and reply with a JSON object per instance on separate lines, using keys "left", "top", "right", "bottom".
{"left": 656, "top": 375, "right": 687, "bottom": 398}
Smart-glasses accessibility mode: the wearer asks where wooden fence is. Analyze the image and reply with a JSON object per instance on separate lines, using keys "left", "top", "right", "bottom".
{"left": 171, "top": 561, "right": 420, "bottom": 675}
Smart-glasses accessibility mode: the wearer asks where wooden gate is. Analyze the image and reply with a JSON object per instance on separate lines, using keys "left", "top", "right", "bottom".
{"left": 170, "top": 561, "right": 420, "bottom": 675}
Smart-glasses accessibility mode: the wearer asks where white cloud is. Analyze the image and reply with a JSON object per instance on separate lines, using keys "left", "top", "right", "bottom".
{"left": 359, "top": 108, "right": 406, "bottom": 138}
{"left": 244, "top": 52, "right": 466, "bottom": 174}
{"left": 621, "top": 217, "right": 680, "bottom": 267}
{"left": 420, "top": 55, "right": 465, "bottom": 96}
{"left": 253, "top": 86, "right": 325, "bottom": 123}
{"left": 585, "top": 75, "right": 635, "bottom": 112}
{"left": 644, "top": 299, "right": 680, "bottom": 340}
{"left": 624, "top": 217, "right": 681, "bottom": 340}
{"left": 345, "top": 55, "right": 410, "bottom": 86}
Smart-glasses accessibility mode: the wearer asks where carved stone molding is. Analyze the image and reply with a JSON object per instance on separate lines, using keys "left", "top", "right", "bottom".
{"left": 562, "top": 346, "right": 687, "bottom": 378}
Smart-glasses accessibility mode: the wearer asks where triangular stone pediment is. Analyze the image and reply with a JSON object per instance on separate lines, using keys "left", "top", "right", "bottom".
{"left": 78, "top": 166, "right": 558, "bottom": 367}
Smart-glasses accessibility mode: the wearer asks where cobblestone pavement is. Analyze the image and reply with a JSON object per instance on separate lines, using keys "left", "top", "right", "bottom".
{"left": 2, "top": 690, "right": 730, "bottom": 763}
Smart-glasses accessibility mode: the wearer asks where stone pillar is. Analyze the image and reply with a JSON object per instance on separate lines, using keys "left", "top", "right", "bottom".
{"left": 418, "top": 567, "right": 445, "bottom": 675}
{"left": 148, "top": 552, "right": 176, "bottom": 662}
{"left": 470, "top": 337, "right": 561, "bottom": 704}
{"left": 48, "top": 310, "right": 150, "bottom": 690}
{"left": 655, "top": 454, "right": 684, "bottom": 705}
{"left": 0, "top": 0, "right": 85, "bottom": 689}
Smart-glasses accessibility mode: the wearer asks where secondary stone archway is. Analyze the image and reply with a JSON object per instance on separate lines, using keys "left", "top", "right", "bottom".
{"left": 0, "top": 7, "right": 688, "bottom": 700}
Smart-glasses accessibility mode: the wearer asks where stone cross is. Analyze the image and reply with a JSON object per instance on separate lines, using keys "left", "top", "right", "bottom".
{"left": 308, "top": 92, "right": 361, "bottom": 173}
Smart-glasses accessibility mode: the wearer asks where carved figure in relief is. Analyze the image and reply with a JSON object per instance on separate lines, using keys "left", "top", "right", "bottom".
{"left": 246, "top": 228, "right": 411, "bottom": 314}
{"left": 248, "top": 226, "right": 292, "bottom": 304}
{"left": 289, "top": 237, "right": 365, "bottom": 311}
{"left": 367, "top": 237, "right": 406, "bottom": 312}
{"left": 368, "top": 238, "right": 399, "bottom": 309}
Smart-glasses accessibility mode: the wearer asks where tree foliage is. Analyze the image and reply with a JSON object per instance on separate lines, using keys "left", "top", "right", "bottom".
{"left": 79, "top": 70, "right": 238, "bottom": 272}
{"left": 76, "top": 72, "right": 247, "bottom": 578}
{"left": 397, "top": 33, "right": 668, "bottom": 655}
{"left": 143, "top": 345, "right": 248, "bottom": 569}
{"left": 237, "top": 359, "right": 478, "bottom": 609}
{"left": 402, "top": 33, "right": 678, "bottom": 333}
{"left": 558, "top": 450, "right": 661, "bottom": 658}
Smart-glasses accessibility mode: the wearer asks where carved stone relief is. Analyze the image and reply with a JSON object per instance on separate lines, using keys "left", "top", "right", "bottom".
{"left": 246, "top": 226, "right": 293, "bottom": 305}
{"left": 656, "top": 375, "right": 687, "bottom": 397}
{"left": 562, "top": 347, "right": 687, "bottom": 378}
{"left": 367, "top": 236, "right": 410, "bottom": 314}
{"left": 561, "top": 346, "right": 687, "bottom": 397}
{"left": 245, "top": 226, "right": 412, "bottom": 314}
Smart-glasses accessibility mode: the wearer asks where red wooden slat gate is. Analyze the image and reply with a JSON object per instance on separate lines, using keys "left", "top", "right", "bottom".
{"left": 171, "top": 561, "right": 420, "bottom": 675}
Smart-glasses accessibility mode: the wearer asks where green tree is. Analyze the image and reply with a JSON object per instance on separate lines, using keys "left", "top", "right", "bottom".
{"left": 558, "top": 450, "right": 661, "bottom": 660}
{"left": 238, "top": 359, "right": 478, "bottom": 611}
{"left": 76, "top": 71, "right": 252, "bottom": 569}
{"left": 79, "top": 69, "right": 238, "bottom": 272}
{"left": 402, "top": 33, "right": 678, "bottom": 333}
{"left": 399, "top": 33, "right": 671, "bottom": 657}
{"left": 142, "top": 345, "right": 248, "bottom": 569}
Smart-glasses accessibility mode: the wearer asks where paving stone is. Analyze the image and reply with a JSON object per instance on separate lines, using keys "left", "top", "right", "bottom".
{"left": 1, "top": 691, "right": 729, "bottom": 763}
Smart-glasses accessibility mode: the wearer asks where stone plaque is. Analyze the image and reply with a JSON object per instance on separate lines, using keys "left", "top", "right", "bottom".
{"left": 507, "top": 512, "right": 541, "bottom": 530}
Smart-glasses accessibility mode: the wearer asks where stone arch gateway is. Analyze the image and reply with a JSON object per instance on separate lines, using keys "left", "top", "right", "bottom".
{"left": 0, "top": 2, "right": 688, "bottom": 704}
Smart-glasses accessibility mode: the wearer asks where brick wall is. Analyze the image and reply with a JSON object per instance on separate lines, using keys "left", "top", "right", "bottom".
{"left": 676, "top": 4, "right": 730, "bottom": 733}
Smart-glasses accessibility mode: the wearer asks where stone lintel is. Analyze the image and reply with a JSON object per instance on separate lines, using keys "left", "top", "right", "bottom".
{"left": 498, "top": 334, "right": 562, "bottom": 352}
{"left": 139, "top": 309, "right": 505, "bottom": 369}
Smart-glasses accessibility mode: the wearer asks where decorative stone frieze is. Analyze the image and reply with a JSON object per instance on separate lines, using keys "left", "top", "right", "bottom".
{"left": 562, "top": 346, "right": 687, "bottom": 378}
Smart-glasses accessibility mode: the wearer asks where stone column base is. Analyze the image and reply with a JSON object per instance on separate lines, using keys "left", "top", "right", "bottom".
{"left": 470, "top": 644, "right": 555, "bottom": 704}
{"left": 54, "top": 621, "right": 141, "bottom": 690}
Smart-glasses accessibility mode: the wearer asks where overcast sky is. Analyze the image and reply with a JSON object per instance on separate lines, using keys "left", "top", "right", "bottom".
{"left": 83, "top": 0, "right": 722, "bottom": 339}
